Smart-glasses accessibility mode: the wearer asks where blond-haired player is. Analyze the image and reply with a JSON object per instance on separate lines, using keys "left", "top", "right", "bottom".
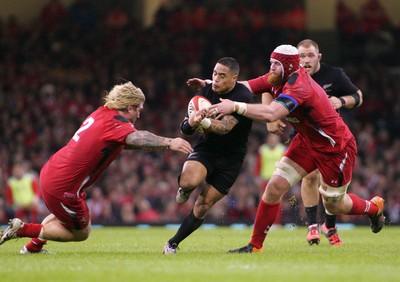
{"left": 0, "top": 81, "right": 192, "bottom": 254}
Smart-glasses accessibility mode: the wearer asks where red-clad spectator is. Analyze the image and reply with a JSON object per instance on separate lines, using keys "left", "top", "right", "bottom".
{"left": 190, "top": 5, "right": 207, "bottom": 31}
{"left": 167, "top": 6, "right": 191, "bottom": 33}
{"left": 246, "top": 8, "right": 266, "bottom": 31}
{"left": 3, "top": 15, "right": 23, "bottom": 41}
{"left": 336, "top": 0, "right": 361, "bottom": 36}
{"left": 39, "top": 0, "right": 68, "bottom": 30}
{"left": 104, "top": 3, "right": 129, "bottom": 30}
{"left": 282, "top": 4, "right": 306, "bottom": 31}
{"left": 225, "top": 6, "right": 244, "bottom": 30}
{"left": 360, "top": 0, "right": 393, "bottom": 33}
{"left": 86, "top": 186, "right": 111, "bottom": 223}
{"left": 135, "top": 199, "right": 161, "bottom": 223}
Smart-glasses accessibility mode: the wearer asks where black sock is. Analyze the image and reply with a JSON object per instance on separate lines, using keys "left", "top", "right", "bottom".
{"left": 324, "top": 213, "right": 337, "bottom": 229}
{"left": 305, "top": 205, "right": 318, "bottom": 225}
{"left": 168, "top": 209, "right": 204, "bottom": 246}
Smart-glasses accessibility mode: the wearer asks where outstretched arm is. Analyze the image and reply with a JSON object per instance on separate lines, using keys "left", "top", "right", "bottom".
{"left": 186, "top": 78, "right": 253, "bottom": 94}
{"left": 186, "top": 78, "right": 211, "bottom": 91}
{"left": 211, "top": 98, "right": 289, "bottom": 123}
{"left": 125, "top": 131, "right": 192, "bottom": 154}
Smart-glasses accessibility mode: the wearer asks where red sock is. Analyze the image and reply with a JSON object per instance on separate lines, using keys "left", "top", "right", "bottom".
{"left": 17, "top": 223, "right": 43, "bottom": 238}
{"left": 249, "top": 200, "right": 280, "bottom": 249}
{"left": 25, "top": 238, "right": 47, "bottom": 253}
{"left": 348, "top": 194, "right": 378, "bottom": 216}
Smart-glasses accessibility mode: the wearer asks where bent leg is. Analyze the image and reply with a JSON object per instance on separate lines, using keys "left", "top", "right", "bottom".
{"left": 17, "top": 213, "right": 91, "bottom": 242}
{"left": 17, "top": 190, "right": 93, "bottom": 253}
{"left": 193, "top": 185, "right": 225, "bottom": 219}
{"left": 250, "top": 157, "right": 307, "bottom": 248}
{"left": 179, "top": 160, "right": 207, "bottom": 190}
{"left": 319, "top": 183, "right": 381, "bottom": 216}
{"left": 168, "top": 184, "right": 224, "bottom": 247}
{"left": 41, "top": 213, "right": 91, "bottom": 242}
{"left": 176, "top": 160, "right": 207, "bottom": 204}
{"left": 18, "top": 213, "right": 91, "bottom": 254}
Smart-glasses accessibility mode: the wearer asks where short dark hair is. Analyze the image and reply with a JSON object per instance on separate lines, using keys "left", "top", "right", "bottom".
{"left": 297, "top": 39, "right": 319, "bottom": 52}
{"left": 217, "top": 57, "right": 240, "bottom": 75}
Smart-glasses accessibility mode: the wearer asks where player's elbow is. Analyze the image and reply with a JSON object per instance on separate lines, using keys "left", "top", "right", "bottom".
{"left": 262, "top": 102, "right": 288, "bottom": 123}
{"left": 218, "top": 127, "right": 232, "bottom": 135}
{"left": 357, "top": 90, "right": 363, "bottom": 107}
{"left": 214, "top": 116, "right": 238, "bottom": 135}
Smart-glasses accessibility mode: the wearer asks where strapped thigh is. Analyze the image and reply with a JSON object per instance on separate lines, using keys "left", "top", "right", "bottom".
{"left": 319, "top": 181, "right": 349, "bottom": 204}
{"left": 273, "top": 161, "right": 302, "bottom": 187}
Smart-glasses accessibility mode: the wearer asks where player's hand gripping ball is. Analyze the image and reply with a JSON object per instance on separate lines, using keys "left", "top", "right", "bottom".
{"left": 187, "top": 95, "right": 212, "bottom": 133}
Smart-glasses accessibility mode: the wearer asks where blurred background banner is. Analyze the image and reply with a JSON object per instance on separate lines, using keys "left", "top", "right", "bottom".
{"left": 0, "top": 0, "right": 399, "bottom": 226}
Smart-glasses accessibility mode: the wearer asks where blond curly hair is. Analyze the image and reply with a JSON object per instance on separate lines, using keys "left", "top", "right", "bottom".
{"left": 104, "top": 82, "right": 145, "bottom": 110}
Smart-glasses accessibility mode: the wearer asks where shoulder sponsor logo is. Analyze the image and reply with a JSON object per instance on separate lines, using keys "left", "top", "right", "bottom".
{"left": 285, "top": 116, "right": 300, "bottom": 123}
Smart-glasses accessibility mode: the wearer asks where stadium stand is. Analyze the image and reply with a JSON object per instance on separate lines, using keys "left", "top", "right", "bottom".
{"left": 0, "top": 0, "right": 399, "bottom": 226}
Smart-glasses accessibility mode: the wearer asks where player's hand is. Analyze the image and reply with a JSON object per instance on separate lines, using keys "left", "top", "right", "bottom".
{"left": 186, "top": 78, "right": 206, "bottom": 91}
{"left": 206, "top": 107, "right": 217, "bottom": 118}
{"left": 188, "top": 109, "right": 208, "bottom": 127}
{"left": 330, "top": 96, "right": 343, "bottom": 110}
{"left": 169, "top": 138, "right": 193, "bottom": 154}
{"left": 267, "top": 120, "right": 286, "bottom": 135}
{"left": 209, "top": 98, "right": 235, "bottom": 118}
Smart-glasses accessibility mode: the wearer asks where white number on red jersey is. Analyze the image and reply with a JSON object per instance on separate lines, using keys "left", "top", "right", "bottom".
{"left": 72, "top": 117, "right": 95, "bottom": 142}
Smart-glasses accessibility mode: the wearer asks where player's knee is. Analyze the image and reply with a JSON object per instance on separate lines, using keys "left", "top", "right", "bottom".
{"left": 303, "top": 171, "right": 319, "bottom": 186}
{"left": 263, "top": 181, "right": 286, "bottom": 202}
{"left": 307, "top": 169, "right": 320, "bottom": 179}
{"left": 78, "top": 231, "right": 90, "bottom": 242}
{"left": 319, "top": 184, "right": 348, "bottom": 207}
{"left": 179, "top": 173, "right": 200, "bottom": 190}
{"left": 78, "top": 233, "right": 90, "bottom": 241}
{"left": 73, "top": 226, "right": 91, "bottom": 241}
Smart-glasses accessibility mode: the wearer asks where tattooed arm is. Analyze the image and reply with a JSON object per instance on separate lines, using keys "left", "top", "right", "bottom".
{"left": 125, "top": 130, "right": 193, "bottom": 154}
{"left": 207, "top": 115, "right": 238, "bottom": 135}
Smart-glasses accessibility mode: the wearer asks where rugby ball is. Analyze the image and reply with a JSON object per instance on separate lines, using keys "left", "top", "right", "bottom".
{"left": 188, "top": 96, "right": 212, "bottom": 118}
{"left": 187, "top": 96, "right": 212, "bottom": 133}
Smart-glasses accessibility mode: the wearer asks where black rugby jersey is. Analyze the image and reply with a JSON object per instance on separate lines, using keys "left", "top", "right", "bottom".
{"left": 311, "top": 63, "right": 359, "bottom": 98}
{"left": 196, "top": 83, "right": 253, "bottom": 155}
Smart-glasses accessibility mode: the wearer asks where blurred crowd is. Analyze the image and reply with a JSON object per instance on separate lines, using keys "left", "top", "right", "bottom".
{"left": 0, "top": 0, "right": 399, "bottom": 226}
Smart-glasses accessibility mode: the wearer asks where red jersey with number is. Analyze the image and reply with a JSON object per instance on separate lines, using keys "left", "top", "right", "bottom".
{"left": 40, "top": 106, "right": 136, "bottom": 196}
{"left": 248, "top": 68, "right": 354, "bottom": 153}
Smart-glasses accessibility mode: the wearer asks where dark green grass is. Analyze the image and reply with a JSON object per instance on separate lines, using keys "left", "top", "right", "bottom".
{"left": 1, "top": 226, "right": 399, "bottom": 282}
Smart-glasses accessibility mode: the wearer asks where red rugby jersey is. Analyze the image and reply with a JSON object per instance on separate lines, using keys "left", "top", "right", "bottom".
{"left": 248, "top": 68, "right": 354, "bottom": 153}
{"left": 40, "top": 106, "right": 136, "bottom": 195}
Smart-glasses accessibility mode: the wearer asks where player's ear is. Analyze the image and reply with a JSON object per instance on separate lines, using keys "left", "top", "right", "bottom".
{"left": 128, "top": 105, "right": 138, "bottom": 111}
{"left": 318, "top": 53, "right": 322, "bottom": 61}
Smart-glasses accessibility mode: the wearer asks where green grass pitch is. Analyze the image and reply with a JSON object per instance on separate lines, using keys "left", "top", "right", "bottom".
{"left": 1, "top": 225, "right": 399, "bottom": 282}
